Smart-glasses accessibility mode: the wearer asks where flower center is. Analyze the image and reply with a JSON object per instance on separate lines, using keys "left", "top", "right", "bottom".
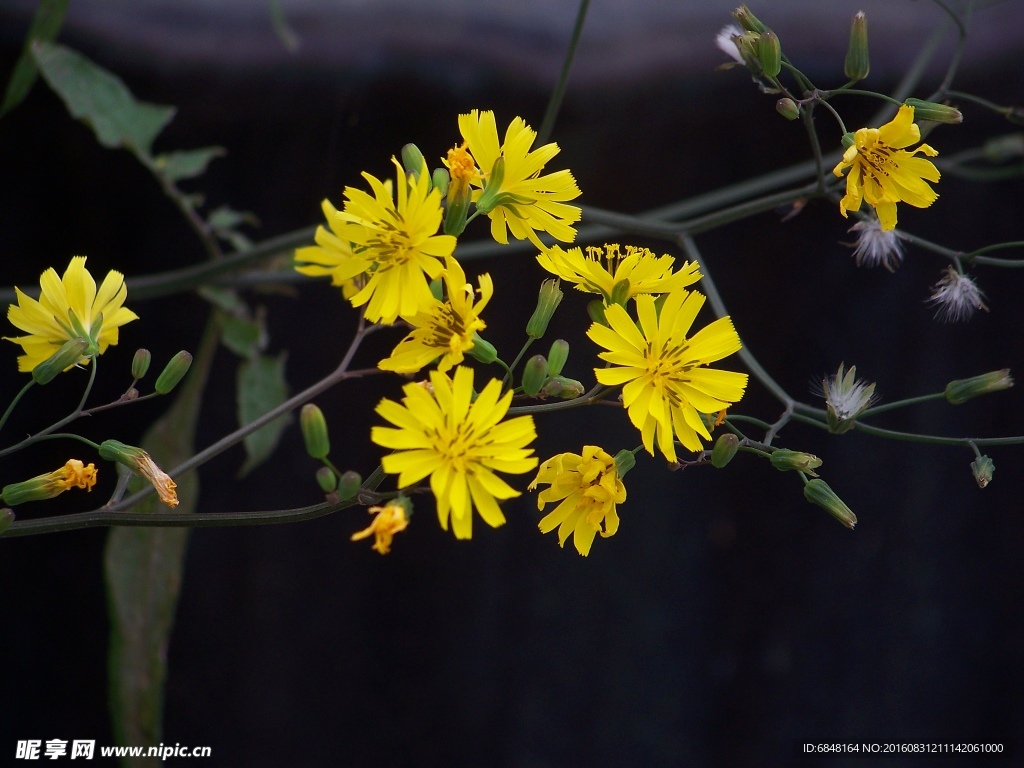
{"left": 366, "top": 212, "right": 417, "bottom": 269}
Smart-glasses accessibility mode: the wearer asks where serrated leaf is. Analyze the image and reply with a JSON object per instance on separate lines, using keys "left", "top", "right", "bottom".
{"left": 0, "top": 0, "right": 69, "bottom": 117}
{"left": 237, "top": 352, "right": 290, "bottom": 477}
{"left": 105, "top": 320, "right": 217, "bottom": 765}
{"left": 31, "top": 40, "right": 175, "bottom": 157}
{"left": 153, "top": 146, "right": 225, "bottom": 182}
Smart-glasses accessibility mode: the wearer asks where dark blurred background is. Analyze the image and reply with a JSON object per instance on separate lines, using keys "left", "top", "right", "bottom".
{"left": 2, "top": 1, "right": 1023, "bottom": 765}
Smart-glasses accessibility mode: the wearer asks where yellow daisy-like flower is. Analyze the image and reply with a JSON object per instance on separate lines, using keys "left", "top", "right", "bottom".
{"left": 350, "top": 502, "right": 410, "bottom": 555}
{"left": 378, "top": 256, "right": 493, "bottom": 374}
{"left": 1, "top": 459, "right": 98, "bottom": 506}
{"left": 537, "top": 243, "right": 702, "bottom": 305}
{"left": 832, "top": 104, "right": 940, "bottom": 231}
{"left": 458, "top": 109, "right": 582, "bottom": 249}
{"left": 588, "top": 288, "right": 748, "bottom": 462}
{"left": 5, "top": 256, "right": 138, "bottom": 373}
{"left": 294, "top": 158, "right": 456, "bottom": 324}
{"left": 371, "top": 366, "right": 538, "bottom": 539}
{"left": 529, "top": 445, "right": 626, "bottom": 557}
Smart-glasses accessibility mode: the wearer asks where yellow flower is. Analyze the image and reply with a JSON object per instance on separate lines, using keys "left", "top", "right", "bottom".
{"left": 294, "top": 158, "right": 456, "bottom": 324}
{"left": 5, "top": 256, "right": 138, "bottom": 373}
{"left": 1, "top": 459, "right": 98, "bottom": 506}
{"left": 378, "top": 256, "right": 493, "bottom": 374}
{"left": 371, "top": 366, "right": 538, "bottom": 539}
{"left": 443, "top": 142, "right": 479, "bottom": 198}
{"left": 587, "top": 288, "right": 748, "bottom": 462}
{"left": 529, "top": 446, "right": 625, "bottom": 556}
{"left": 537, "top": 243, "right": 702, "bottom": 305}
{"left": 458, "top": 109, "right": 582, "bottom": 249}
{"left": 832, "top": 105, "right": 940, "bottom": 231}
{"left": 350, "top": 502, "right": 409, "bottom": 554}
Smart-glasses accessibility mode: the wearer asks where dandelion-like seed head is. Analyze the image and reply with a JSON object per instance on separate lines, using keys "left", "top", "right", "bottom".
{"left": 846, "top": 219, "right": 905, "bottom": 271}
{"left": 927, "top": 266, "right": 988, "bottom": 323}
{"left": 821, "top": 363, "right": 876, "bottom": 432}
{"left": 715, "top": 24, "right": 746, "bottom": 63}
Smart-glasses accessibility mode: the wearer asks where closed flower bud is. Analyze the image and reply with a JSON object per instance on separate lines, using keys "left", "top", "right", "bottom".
{"left": 844, "top": 11, "right": 870, "bottom": 82}
{"left": 316, "top": 466, "right": 338, "bottom": 493}
{"left": 337, "top": 470, "right": 362, "bottom": 501}
{"left": 904, "top": 98, "right": 962, "bottom": 125}
{"left": 526, "top": 279, "right": 563, "bottom": 339}
{"left": 431, "top": 167, "right": 450, "bottom": 197}
{"left": 131, "top": 348, "right": 152, "bottom": 380}
{"left": 945, "top": 369, "right": 1014, "bottom": 404}
{"left": 770, "top": 448, "right": 822, "bottom": 475}
{"left": 300, "top": 403, "right": 330, "bottom": 459}
{"left": 757, "top": 30, "right": 781, "bottom": 78}
{"left": 587, "top": 299, "right": 607, "bottom": 325}
{"left": 154, "top": 351, "right": 193, "bottom": 394}
{"left": 711, "top": 433, "right": 741, "bottom": 468}
{"left": 776, "top": 98, "right": 800, "bottom": 120}
{"left": 400, "top": 143, "right": 426, "bottom": 179}
{"left": 540, "top": 375, "right": 584, "bottom": 400}
{"left": 468, "top": 333, "right": 498, "bottom": 364}
{"left": 443, "top": 174, "right": 472, "bottom": 236}
{"left": 475, "top": 155, "right": 506, "bottom": 213}
{"left": 31, "top": 338, "right": 90, "bottom": 385}
{"left": 803, "top": 478, "right": 857, "bottom": 529}
{"left": 970, "top": 455, "right": 994, "bottom": 489}
{"left": 732, "top": 4, "right": 768, "bottom": 34}
{"left": 522, "top": 355, "right": 549, "bottom": 397}
{"left": 547, "top": 339, "right": 570, "bottom": 376}
{"left": 0, "top": 508, "right": 14, "bottom": 535}
{"left": 613, "top": 449, "right": 636, "bottom": 478}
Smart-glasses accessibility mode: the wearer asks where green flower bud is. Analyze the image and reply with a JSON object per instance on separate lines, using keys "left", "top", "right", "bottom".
{"left": 776, "top": 98, "right": 800, "bottom": 120}
{"left": 770, "top": 448, "right": 823, "bottom": 476}
{"left": 0, "top": 508, "right": 14, "bottom": 536}
{"left": 316, "top": 466, "right": 338, "bottom": 493}
{"left": 970, "top": 455, "right": 994, "bottom": 488}
{"left": 732, "top": 4, "right": 768, "bottom": 34}
{"left": 131, "top": 348, "right": 152, "bottom": 380}
{"left": 475, "top": 155, "right": 505, "bottom": 213}
{"left": 547, "top": 339, "right": 570, "bottom": 376}
{"left": 757, "top": 30, "right": 781, "bottom": 78}
{"left": 904, "top": 98, "right": 962, "bottom": 125}
{"left": 468, "top": 333, "right": 498, "bottom": 365}
{"left": 803, "top": 478, "right": 857, "bottom": 529}
{"left": 443, "top": 174, "right": 472, "bottom": 236}
{"left": 613, "top": 449, "right": 636, "bottom": 479}
{"left": 540, "top": 375, "right": 584, "bottom": 400}
{"left": 711, "top": 433, "right": 740, "bottom": 468}
{"left": 844, "top": 11, "right": 870, "bottom": 82}
{"left": 400, "top": 143, "right": 426, "bottom": 179}
{"left": 526, "top": 279, "right": 563, "bottom": 339}
{"left": 300, "top": 403, "right": 330, "bottom": 459}
{"left": 31, "top": 338, "right": 90, "bottom": 385}
{"left": 587, "top": 299, "right": 607, "bottom": 326}
{"left": 945, "top": 369, "right": 1014, "bottom": 404}
{"left": 429, "top": 277, "right": 444, "bottom": 302}
{"left": 337, "top": 470, "right": 362, "bottom": 501}
{"left": 431, "top": 167, "right": 450, "bottom": 198}
{"left": 521, "top": 355, "right": 549, "bottom": 397}
{"left": 154, "top": 351, "right": 193, "bottom": 394}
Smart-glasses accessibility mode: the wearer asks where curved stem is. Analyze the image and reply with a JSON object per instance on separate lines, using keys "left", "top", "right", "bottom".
{"left": 32, "top": 432, "right": 102, "bottom": 450}
{"left": 860, "top": 392, "right": 946, "bottom": 417}
{"left": 0, "top": 379, "right": 34, "bottom": 434}
{"left": 537, "top": 0, "right": 591, "bottom": 144}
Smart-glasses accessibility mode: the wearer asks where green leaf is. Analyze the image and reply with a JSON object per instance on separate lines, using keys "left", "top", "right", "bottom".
{"left": 153, "top": 146, "right": 225, "bottom": 182}
{"left": 237, "top": 352, "right": 290, "bottom": 477}
{"left": 221, "top": 313, "right": 266, "bottom": 358}
{"left": 208, "top": 205, "right": 260, "bottom": 252}
{"left": 0, "top": 0, "right": 69, "bottom": 117}
{"left": 104, "top": 320, "right": 217, "bottom": 765}
{"left": 31, "top": 40, "right": 175, "bottom": 157}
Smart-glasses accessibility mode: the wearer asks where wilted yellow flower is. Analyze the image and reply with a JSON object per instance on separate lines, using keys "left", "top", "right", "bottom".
{"left": 537, "top": 243, "right": 702, "bottom": 305}
{"left": 832, "top": 105, "right": 940, "bottom": 231}
{"left": 588, "top": 288, "right": 748, "bottom": 462}
{"left": 371, "top": 366, "right": 538, "bottom": 539}
{"left": 1, "top": 459, "right": 98, "bottom": 506}
{"left": 351, "top": 502, "right": 409, "bottom": 554}
{"left": 529, "top": 446, "right": 625, "bottom": 556}
{"left": 378, "top": 256, "right": 493, "bottom": 374}
{"left": 98, "top": 440, "right": 178, "bottom": 508}
{"left": 5, "top": 256, "right": 138, "bottom": 373}
{"left": 458, "top": 109, "right": 581, "bottom": 248}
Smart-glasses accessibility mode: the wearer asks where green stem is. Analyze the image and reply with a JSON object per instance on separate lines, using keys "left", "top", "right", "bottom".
{"left": 31, "top": 432, "right": 102, "bottom": 450}
{"left": 0, "top": 379, "right": 34, "bottom": 434}
{"left": 506, "top": 383, "right": 608, "bottom": 415}
{"left": 860, "top": 392, "right": 946, "bottom": 417}
{"left": 930, "top": 0, "right": 970, "bottom": 95}
{"left": 502, "top": 338, "right": 535, "bottom": 389}
{"left": 815, "top": 98, "right": 848, "bottom": 136}
{"left": 852, "top": 421, "right": 1024, "bottom": 448}
{"left": 537, "top": 0, "right": 591, "bottom": 144}
{"left": 943, "top": 89, "right": 1012, "bottom": 115}
{"left": 825, "top": 88, "right": 904, "bottom": 106}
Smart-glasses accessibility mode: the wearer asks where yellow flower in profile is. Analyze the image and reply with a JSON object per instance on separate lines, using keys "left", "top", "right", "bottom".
{"left": 458, "top": 109, "right": 581, "bottom": 249}
{"left": 378, "top": 256, "right": 493, "bottom": 374}
{"left": 351, "top": 502, "right": 410, "bottom": 554}
{"left": 294, "top": 158, "right": 456, "bottom": 324}
{"left": 529, "top": 446, "right": 626, "bottom": 557}
{"left": 832, "top": 104, "right": 940, "bottom": 231}
{"left": 1, "top": 459, "right": 98, "bottom": 506}
{"left": 537, "top": 243, "right": 702, "bottom": 305}
{"left": 5, "top": 256, "right": 138, "bottom": 373}
{"left": 587, "top": 288, "right": 748, "bottom": 462}
{"left": 371, "top": 366, "right": 538, "bottom": 539}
